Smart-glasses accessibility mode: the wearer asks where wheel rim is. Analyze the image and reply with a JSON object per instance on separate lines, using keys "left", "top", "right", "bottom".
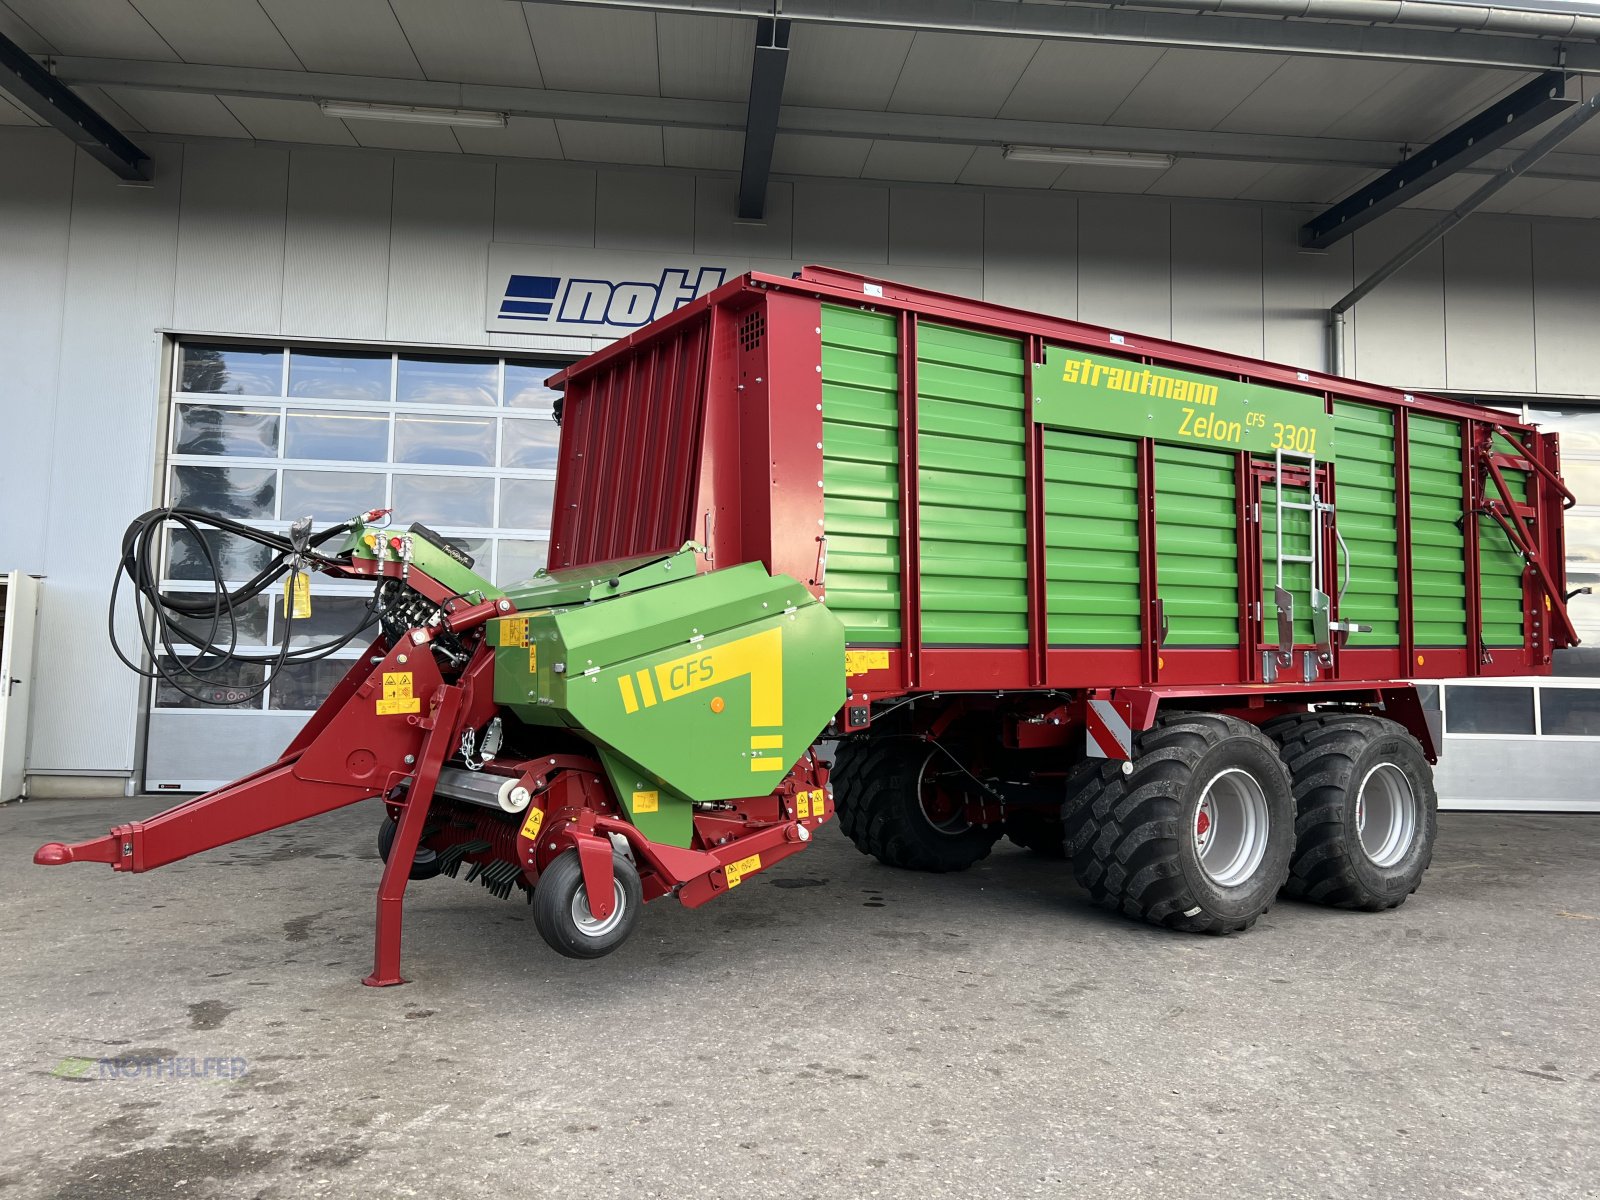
{"left": 1193, "top": 768, "right": 1271, "bottom": 888}
{"left": 916, "top": 754, "right": 973, "bottom": 836}
{"left": 1355, "top": 762, "right": 1418, "bottom": 868}
{"left": 570, "top": 880, "right": 627, "bottom": 938}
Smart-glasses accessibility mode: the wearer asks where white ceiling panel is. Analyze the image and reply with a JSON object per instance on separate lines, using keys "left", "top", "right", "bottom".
{"left": 1514, "top": 181, "right": 1600, "bottom": 218}
{"left": 73, "top": 84, "right": 145, "bottom": 132}
{"left": 998, "top": 40, "right": 1167, "bottom": 126}
{"left": 1237, "top": 164, "right": 1376, "bottom": 205}
{"left": 783, "top": 24, "right": 914, "bottom": 111}
{"left": 220, "top": 96, "right": 357, "bottom": 146}
{"left": 860, "top": 140, "right": 976, "bottom": 184}
{"left": 104, "top": 87, "right": 249, "bottom": 139}
{"left": 1140, "top": 158, "right": 1275, "bottom": 199}
{"left": 130, "top": 0, "right": 302, "bottom": 69}
{"left": 454, "top": 115, "right": 562, "bottom": 159}
{"left": 657, "top": 13, "right": 752, "bottom": 102}
{"left": 886, "top": 32, "right": 1038, "bottom": 118}
{"left": 555, "top": 119, "right": 664, "bottom": 166}
{"left": 258, "top": 0, "right": 424, "bottom": 79}
{"left": 957, "top": 146, "right": 1064, "bottom": 189}
{"left": 663, "top": 126, "right": 743, "bottom": 171}
{"left": 346, "top": 120, "right": 461, "bottom": 154}
{"left": 0, "top": 92, "right": 37, "bottom": 125}
{"left": 0, "top": 1, "right": 55, "bottom": 53}
{"left": 1402, "top": 173, "right": 1564, "bottom": 215}
{"left": 521, "top": 4, "right": 660, "bottom": 97}
{"left": 7, "top": 0, "right": 177, "bottom": 59}
{"left": 389, "top": 0, "right": 543, "bottom": 87}
{"left": 1051, "top": 162, "right": 1168, "bottom": 195}
{"left": 1318, "top": 65, "right": 1517, "bottom": 143}
{"left": 1108, "top": 49, "right": 1289, "bottom": 131}
{"left": 770, "top": 132, "right": 870, "bottom": 178}
{"left": 1214, "top": 58, "right": 1408, "bottom": 136}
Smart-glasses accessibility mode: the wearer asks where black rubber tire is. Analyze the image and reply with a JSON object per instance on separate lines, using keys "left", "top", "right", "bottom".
{"left": 532, "top": 849, "right": 643, "bottom": 960}
{"left": 1063, "top": 712, "right": 1295, "bottom": 935}
{"left": 1004, "top": 808, "right": 1067, "bottom": 859}
{"left": 376, "top": 817, "right": 442, "bottom": 881}
{"left": 1264, "top": 712, "right": 1438, "bottom": 911}
{"left": 834, "top": 738, "right": 1002, "bottom": 873}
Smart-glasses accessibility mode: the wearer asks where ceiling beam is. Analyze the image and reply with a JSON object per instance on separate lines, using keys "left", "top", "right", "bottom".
{"left": 0, "top": 35, "right": 151, "bottom": 180}
{"left": 523, "top": 0, "right": 1600, "bottom": 74}
{"left": 47, "top": 56, "right": 1600, "bottom": 186}
{"left": 1301, "top": 70, "right": 1578, "bottom": 248}
{"left": 738, "top": 17, "right": 789, "bottom": 221}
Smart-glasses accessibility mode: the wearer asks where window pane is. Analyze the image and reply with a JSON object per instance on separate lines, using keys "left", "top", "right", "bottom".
{"left": 504, "top": 362, "right": 561, "bottom": 413}
{"left": 1444, "top": 685, "right": 1534, "bottom": 734}
{"left": 155, "top": 656, "right": 265, "bottom": 709}
{"left": 393, "top": 414, "right": 495, "bottom": 466}
{"left": 1540, "top": 687, "right": 1600, "bottom": 736}
{"left": 1559, "top": 458, "right": 1600, "bottom": 504}
{"left": 495, "top": 538, "right": 549, "bottom": 585}
{"left": 171, "top": 465, "right": 276, "bottom": 519}
{"left": 289, "top": 349, "right": 391, "bottom": 401}
{"left": 179, "top": 345, "right": 281, "bottom": 396}
{"left": 280, "top": 470, "right": 386, "bottom": 523}
{"left": 284, "top": 409, "right": 389, "bottom": 461}
{"left": 498, "top": 477, "right": 554, "bottom": 530}
{"left": 1554, "top": 646, "right": 1600, "bottom": 678}
{"left": 392, "top": 474, "right": 493, "bottom": 527}
{"left": 1567, "top": 512, "right": 1600, "bottom": 569}
{"left": 286, "top": 596, "right": 377, "bottom": 650}
{"left": 269, "top": 658, "right": 356, "bottom": 711}
{"left": 1528, "top": 406, "right": 1600, "bottom": 454}
{"left": 501, "top": 418, "right": 560, "bottom": 468}
{"left": 166, "top": 528, "right": 273, "bottom": 582}
{"left": 396, "top": 356, "right": 497, "bottom": 406}
{"left": 174, "top": 404, "right": 279, "bottom": 457}
{"left": 169, "top": 595, "right": 271, "bottom": 650}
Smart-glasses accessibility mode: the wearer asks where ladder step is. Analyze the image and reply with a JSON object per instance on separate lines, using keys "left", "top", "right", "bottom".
{"left": 1282, "top": 554, "right": 1315, "bottom": 564}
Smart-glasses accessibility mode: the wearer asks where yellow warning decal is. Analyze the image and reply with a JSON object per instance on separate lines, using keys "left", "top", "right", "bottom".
{"left": 812, "top": 788, "right": 827, "bottom": 816}
{"left": 797, "top": 792, "right": 811, "bottom": 819}
{"left": 632, "top": 789, "right": 659, "bottom": 814}
{"left": 519, "top": 806, "right": 545, "bottom": 842}
{"left": 502, "top": 616, "right": 529, "bottom": 646}
{"left": 725, "top": 853, "right": 761, "bottom": 888}
{"left": 283, "top": 573, "right": 311, "bottom": 619}
{"left": 527, "top": 644, "right": 538, "bottom": 674}
{"left": 376, "top": 671, "right": 421, "bottom": 716}
{"left": 844, "top": 649, "right": 888, "bottom": 677}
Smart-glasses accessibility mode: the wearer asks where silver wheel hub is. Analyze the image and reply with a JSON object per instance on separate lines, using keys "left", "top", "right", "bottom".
{"left": 1193, "top": 768, "right": 1271, "bottom": 888}
{"left": 570, "top": 880, "right": 627, "bottom": 938}
{"left": 1355, "top": 762, "right": 1418, "bottom": 868}
{"left": 916, "top": 755, "right": 973, "bottom": 837}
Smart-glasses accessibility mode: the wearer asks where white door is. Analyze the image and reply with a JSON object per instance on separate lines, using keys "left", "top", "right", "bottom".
{"left": 0, "top": 571, "right": 40, "bottom": 801}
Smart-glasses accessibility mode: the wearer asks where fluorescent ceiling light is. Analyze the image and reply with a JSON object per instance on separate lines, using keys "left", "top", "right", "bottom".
{"left": 1002, "top": 145, "right": 1174, "bottom": 169}
{"left": 318, "top": 100, "right": 509, "bottom": 129}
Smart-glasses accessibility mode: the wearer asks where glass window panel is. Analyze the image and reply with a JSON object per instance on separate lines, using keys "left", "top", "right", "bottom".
{"left": 498, "top": 477, "right": 555, "bottom": 530}
{"left": 166, "top": 528, "right": 273, "bottom": 582}
{"left": 392, "top": 474, "right": 493, "bottom": 527}
{"left": 155, "top": 656, "right": 265, "bottom": 709}
{"left": 169, "top": 595, "right": 271, "bottom": 650}
{"left": 286, "top": 596, "right": 377, "bottom": 650}
{"left": 495, "top": 538, "right": 549, "bottom": 585}
{"left": 1444, "top": 685, "right": 1534, "bottom": 735}
{"left": 171, "top": 465, "right": 276, "bottom": 519}
{"left": 1540, "top": 687, "right": 1600, "bottom": 736}
{"left": 393, "top": 414, "right": 495, "bottom": 466}
{"left": 174, "top": 404, "right": 280, "bottom": 457}
{"left": 280, "top": 470, "right": 387, "bottom": 523}
{"left": 1566, "top": 512, "right": 1600, "bottom": 567}
{"left": 504, "top": 362, "right": 562, "bottom": 413}
{"left": 1554, "top": 646, "right": 1600, "bottom": 678}
{"left": 288, "top": 349, "right": 391, "bottom": 401}
{"left": 284, "top": 409, "right": 389, "bottom": 461}
{"left": 179, "top": 345, "right": 281, "bottom": 396}
{"left": 1528, "top": 406, "right": 1600, "bottom": 454}
{"left": 447, "top": 537, "right": 490, "bottom": 568}
{"left": 396, "top": 356, "right": 497, "bottom": 407}
{"left": 501, "top": 418, "right": 561, "bottom": 468}
{"left": 1559, "top": 458, "right": 1600, "bottom": 506}
{"left": 268, "top": 658, "right": 357, "bottom": 712}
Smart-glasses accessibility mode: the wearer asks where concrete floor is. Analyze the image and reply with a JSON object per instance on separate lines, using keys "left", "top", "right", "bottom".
{"left": 1, "top": 798, "right": 1597, "bottom": 1200}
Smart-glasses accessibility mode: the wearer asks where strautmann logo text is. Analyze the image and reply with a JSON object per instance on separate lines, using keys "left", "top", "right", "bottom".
{"left": 498, "top": 267, "right": 726, "bottom": 328}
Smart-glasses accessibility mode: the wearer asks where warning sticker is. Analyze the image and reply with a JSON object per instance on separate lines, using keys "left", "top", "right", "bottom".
{"left": 519, "top": 806, "right": 545, "bottom": 842}
{"left": 632, "top": 789, "right": 659, "bottom": 814}
{"left": 376, "top": 671, "right": 421, "bottom": 716}
{"left": 528, "top": 644, "right": 538, "bottom": 674}
{"left": 502, "top": 616, "right": 529, "bottom": 646}
{"left": 797, "top": 792, "right": 811, "bottom": 819}
{"left": 844, "top": 650, "right": 889, "bottom": 677}
{"left": 283, "top": 573, "right": 311, "bottom": 619}
{"left": 724, "top": 853, "right": 761, "bottom": 888}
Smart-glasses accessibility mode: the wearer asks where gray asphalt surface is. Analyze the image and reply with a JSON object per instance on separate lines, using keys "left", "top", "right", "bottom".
{"left": 1, "top": 797, "right": 1597, "bottom": 1199}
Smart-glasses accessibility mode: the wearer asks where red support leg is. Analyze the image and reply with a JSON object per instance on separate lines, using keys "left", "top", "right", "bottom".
{"left": 364, "top": 685, "right": 463, "bottom": 988}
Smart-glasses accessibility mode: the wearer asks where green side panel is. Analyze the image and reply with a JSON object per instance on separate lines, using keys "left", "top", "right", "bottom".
{"left": 916, "top": 322, "right": 1029, "bottom": 646}
{"left": 1260, "top": 475, "right": 1317, "bottom": 646}
{"left": 1042, "top": 430, "right": 1141, "bottom": 646}
{"left": 1408, "top": 414, "right": 1469, "bottom": 647}
{"left": 1480, "top": 433, "right": 1530, "bottom": 647}
{"left": 820, "top": 304, "right": 902, "bottom": 645}
{"left": 1332, "top": 402, "right": 1401, "bottom": 646}
{"left": 1155, "top": 443, "right": 1239, "bottom": 646}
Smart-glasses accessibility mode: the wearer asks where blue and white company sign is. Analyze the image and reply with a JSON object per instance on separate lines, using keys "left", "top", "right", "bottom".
{"left": 485, "top": 245, "right": 744, "bottom": 338}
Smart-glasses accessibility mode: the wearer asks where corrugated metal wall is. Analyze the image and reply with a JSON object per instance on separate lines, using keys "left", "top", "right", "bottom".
{"left": 5, "top": 124, "right": 1600, "bottom": 777}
